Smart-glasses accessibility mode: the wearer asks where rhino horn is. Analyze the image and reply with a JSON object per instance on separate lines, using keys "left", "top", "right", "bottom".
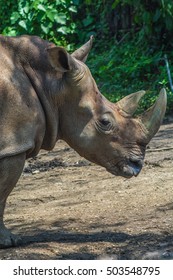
{"left": 72, "top": 35, "right": 94, "bottom": 62}
{"left": 139, "top": 88, "right": 167, "bottom": 140}
{"left": 116, "top": 90, "right": 146, "bottom": 116}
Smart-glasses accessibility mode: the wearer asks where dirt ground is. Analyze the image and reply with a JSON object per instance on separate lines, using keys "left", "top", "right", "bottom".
{"left": 0, "top": 119, "right": 173, "bottom": 260}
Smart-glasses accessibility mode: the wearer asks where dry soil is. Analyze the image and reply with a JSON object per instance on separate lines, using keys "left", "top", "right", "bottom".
{"left": 0, "top": 120, "right": 173, "bottom": 260}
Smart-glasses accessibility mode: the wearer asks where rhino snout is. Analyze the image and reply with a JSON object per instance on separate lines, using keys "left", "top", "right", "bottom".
{"left": 107, "top": 157, "right": 143, "bottom": 178}
{"left": 123, "top": 158, "right": 143, "bottom": 178}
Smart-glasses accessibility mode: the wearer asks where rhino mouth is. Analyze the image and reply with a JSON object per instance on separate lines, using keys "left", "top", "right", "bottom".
{"left": 106, "top": 159, "right": 143, "bottom": 178}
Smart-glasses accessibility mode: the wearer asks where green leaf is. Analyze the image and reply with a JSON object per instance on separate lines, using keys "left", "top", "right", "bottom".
{"left": 10, "top": 12, "right": 20, "bottom": 24}
{"left": 2, "top": 27, "right": 17, "bottom": 36}
{"left": 165, "top": 16, "right": 173, "bottom": 30}
{"left": 41, "top": 24, "right": 50, "bottom": 34}
{"left": 46, "top": 10, "right": 57, "bottom": 22}
{"left": 57, "top": 26, "right": 70, "bottom": 35}
{"left": 38, "top": 4, "right": 46, "bottom": 12}
{"left": 56, "top": 0, "right": 66, "bottom": 4}
{"left": 23, "top": 4, "right": 30, "bottom": 14}
{"left": 69, "top": 6, "right": 77, "bottom": 13}
{"left": 18, "top": 20, "right": 27, "bottom": 30}
{"left": 70, "top": 22, "right": 76, "bottom": 30}
{"left": 153, "top": 9, "right": 161, "bottom": 22}
{"left": 82, "top": 16, "right": 94, "bottom": 27}
{"left": 112, "top": 0, "right": 120, "bottom": 9}
{"left": 55, "top": 13, "right": 67, "bottom": 24}
{"left": 143, "top": 12, "right": 151, "bottom": 24}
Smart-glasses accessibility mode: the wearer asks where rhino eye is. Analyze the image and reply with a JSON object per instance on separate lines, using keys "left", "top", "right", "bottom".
{"left": 96, "top": 115, "right": 114, "bottom": 133}
{"left": 100, "top": 119, "right": 110, "bottom": 126}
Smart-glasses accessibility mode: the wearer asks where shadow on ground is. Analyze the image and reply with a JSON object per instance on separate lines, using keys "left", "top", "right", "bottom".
{"left": 1, "top": 220, "right": 173, "bottom": 260}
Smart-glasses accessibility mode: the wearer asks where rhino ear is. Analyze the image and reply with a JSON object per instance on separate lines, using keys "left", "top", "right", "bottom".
{"left": 47, "top": 46, "right": 73, "bottom": 72}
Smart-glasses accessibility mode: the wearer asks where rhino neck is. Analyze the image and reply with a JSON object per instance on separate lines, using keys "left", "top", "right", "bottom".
{"left": 23, "top": 63, "right": 61, "bottom": 150}
{"left": 10, "top": 35, "right": 64, "bottom": 150}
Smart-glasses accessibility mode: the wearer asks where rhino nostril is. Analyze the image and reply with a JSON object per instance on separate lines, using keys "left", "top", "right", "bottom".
{"left": 129, "top": 158, "right": 143, "bottom": 167}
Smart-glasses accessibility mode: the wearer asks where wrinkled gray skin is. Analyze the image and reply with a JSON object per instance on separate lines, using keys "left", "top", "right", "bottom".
{"left": 0, "top": 35, "right": 166, "bottom": 248}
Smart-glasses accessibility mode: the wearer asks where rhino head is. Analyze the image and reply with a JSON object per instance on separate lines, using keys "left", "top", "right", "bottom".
{"left": 47, "top": 37, "right": 167, "bottom": 178}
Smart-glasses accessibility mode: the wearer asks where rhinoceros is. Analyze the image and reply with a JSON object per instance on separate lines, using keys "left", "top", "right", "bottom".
{"left": 0, "top": 34, "right": 166, "bottom": 248}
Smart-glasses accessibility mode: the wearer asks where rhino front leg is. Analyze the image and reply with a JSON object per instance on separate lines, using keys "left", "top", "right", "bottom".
{"left": 0, "top": 153, "right": 26, "bottom": 248}
{"left": 0, "top": 200, "right": 22, "bottom": 248}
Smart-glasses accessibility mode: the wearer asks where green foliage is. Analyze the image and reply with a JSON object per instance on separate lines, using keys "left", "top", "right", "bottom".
{"left": 112, "top": 0, "right": 173, "bottom": 51}
{"left": 0, "top": 0, "right": 173, "bottom": 114}
{"left": 1, "top": 0, "right": 173, "bottom": 50}
{"left": 0, "top": 1, "right": 18, "bottom": 32}
{"left": 88, "top": 36, "right": 173, "bottom": 114}
{"left": 1, "top": 0, "right": 78, "bottom": 48}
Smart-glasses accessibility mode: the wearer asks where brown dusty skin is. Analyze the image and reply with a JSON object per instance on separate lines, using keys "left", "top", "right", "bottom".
{"left": 0, "top": 120, "right": 172, "bottom": 260}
